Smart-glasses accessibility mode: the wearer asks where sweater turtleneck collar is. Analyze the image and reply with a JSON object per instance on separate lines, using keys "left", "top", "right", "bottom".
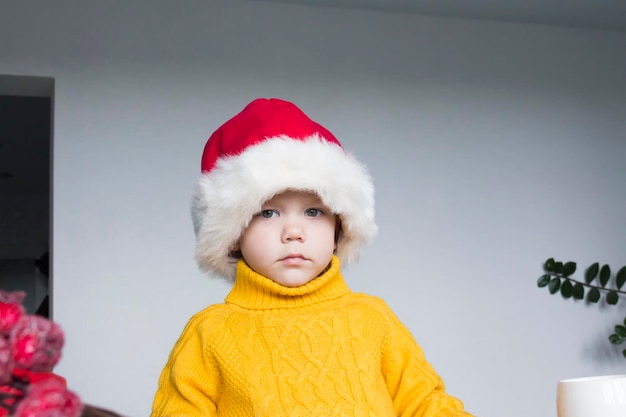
{"left": 225, "top": 255, "right": 351, "bottom": 310}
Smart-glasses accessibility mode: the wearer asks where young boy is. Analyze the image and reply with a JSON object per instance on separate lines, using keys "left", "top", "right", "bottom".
{"left": 151, "top": 98, "right": 473, "bottom": 416}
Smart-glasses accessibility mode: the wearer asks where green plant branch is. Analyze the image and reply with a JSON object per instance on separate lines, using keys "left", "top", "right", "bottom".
{"left": 543, "top": 273, "right": 626, "bottom": 295}
{"left": 537, "top": 258, "right": 626, "bottom": 358}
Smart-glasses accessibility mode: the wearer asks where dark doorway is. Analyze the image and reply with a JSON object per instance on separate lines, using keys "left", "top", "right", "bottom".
{"left": 0, "top": 75, "right": 54, "bottom": 317}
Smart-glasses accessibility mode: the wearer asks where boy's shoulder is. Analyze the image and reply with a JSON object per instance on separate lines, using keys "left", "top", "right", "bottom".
{"left": 188, "top": 302, "right": 232, "bottom": 323}
{"left": 346, "top": 293, "right": 418, "bottom": 339}
{"left": 177, "top": 303, "right": 234, "bottom": 335}
{"left": 346, "top": 292, "right": 397, "bottom": 318}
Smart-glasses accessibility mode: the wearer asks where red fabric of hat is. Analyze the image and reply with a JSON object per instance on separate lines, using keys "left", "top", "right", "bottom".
{"left": 201, "top": 98, "right": 342, "bottom": 173}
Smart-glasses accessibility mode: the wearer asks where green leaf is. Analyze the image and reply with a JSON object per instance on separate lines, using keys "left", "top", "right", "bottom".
{"left": 554, "top": 262, "right": 563, "bottom": 274}
{"left": 561, "top": 280, "right": 574, "bottom": 298}
{"left": 607, "top": 291, "right": 619, "bottom": 305}
{"left": 615, "top": 325, "right": 626, "bottom": 337}
{"left": 587, "top": 288, "right": 601, "bottom": 303}
{"left": 617, "top": 266, "right": 626, "bottom": 290}
{"left": 548, "top": 278, "right": 561, "bottom": 294}
{"left": 573, "top": 283, "right": 585, "bottom": 300}
{"left": 545, "top": 258, "right": 556, "bottom": 272}
{"left": 563, "top": 262, "right": 576, "bottom": 277}
{"left": 622, "top": 349, "right": 626, "bottom": 358}
{"left": 585, "top": 263, "right": 599, "bottom": 284}
{"left": 609, "top": 333, "right": 624, "bottom": 344}
{"left": 537, "top": 274, "right": 551, "bottom": 288}
{"left": 600, "top": 264, "right": 611, "bottom": 287}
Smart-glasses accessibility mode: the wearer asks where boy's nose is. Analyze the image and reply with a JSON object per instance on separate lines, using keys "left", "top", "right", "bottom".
{"left": 281, "top": 220, "right": 304, "bottom": 242}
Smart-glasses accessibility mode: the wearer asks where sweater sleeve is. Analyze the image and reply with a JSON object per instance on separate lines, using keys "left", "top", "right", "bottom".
{"left": 379, "top": 303, "right": 474, "bottom": 417}
{"left": 150, "top": 312, "right": 221, "bottom": 417}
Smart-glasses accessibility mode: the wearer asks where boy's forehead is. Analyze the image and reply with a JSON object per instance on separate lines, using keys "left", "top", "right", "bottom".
{"left": 263, "top": 189, "right": 325, "bottom": 205}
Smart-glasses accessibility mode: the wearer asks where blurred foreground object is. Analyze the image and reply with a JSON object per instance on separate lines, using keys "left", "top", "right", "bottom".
{"left": 0, "top": 290, "right": 82, "bottom": 417}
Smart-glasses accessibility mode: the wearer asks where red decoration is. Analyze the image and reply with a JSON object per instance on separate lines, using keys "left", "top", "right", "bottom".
{"left": 0, "top": 304, "right": 25, "bottom": 336}
{"left": 14, "top": 379, "right": 81, "bottom": 417}
{"left": 0, "top": 291, "right": 81, "bottom": 417}
{"left": 11, "top": 316, "right": 63, "bottom": 373}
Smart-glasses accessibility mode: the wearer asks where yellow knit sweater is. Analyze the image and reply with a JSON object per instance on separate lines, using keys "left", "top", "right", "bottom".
{"left": 151, "top": 256, "right": 472, "bottom": 417}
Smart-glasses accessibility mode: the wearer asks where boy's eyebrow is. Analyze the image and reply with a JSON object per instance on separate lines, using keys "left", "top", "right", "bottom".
{"left": 261, "top": 198, "right": 328, "bottom": 209}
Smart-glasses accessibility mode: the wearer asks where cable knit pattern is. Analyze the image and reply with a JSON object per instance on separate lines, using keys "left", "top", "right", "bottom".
{"left": 151, "top": 256, "right": 473, "bottom": 417}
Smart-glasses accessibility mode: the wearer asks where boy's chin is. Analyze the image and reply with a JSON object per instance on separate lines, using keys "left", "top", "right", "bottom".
{"left": 270, "top": 275, "right": 318, "bottom": 288}
{"left": 269, "top": 268, "right": 328, "bottom": 288}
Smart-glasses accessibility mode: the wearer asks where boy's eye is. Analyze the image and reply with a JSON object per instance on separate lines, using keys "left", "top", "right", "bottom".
{"left": 260, "top": 209, "right": 277, "bottom": 218}
{"left": 305, "top": 208, "right": 323, "bottom": 217}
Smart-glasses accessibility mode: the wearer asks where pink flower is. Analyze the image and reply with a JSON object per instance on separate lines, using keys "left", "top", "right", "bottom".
{"left": 10, "top": 316, "right": 64, "bottom": 372}
{"left": 0, "top": 302, "right": 26, "bottom": 335}
{"left": 14, "top": 379, "right": 82, "bottom": 417}
{"left": 0, "top": 336, "right": 13, "bottom": 384}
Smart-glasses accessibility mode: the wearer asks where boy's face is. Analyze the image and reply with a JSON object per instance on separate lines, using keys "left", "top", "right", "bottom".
{"left": 234, "top": 190, "right": 337, "bottom": 287}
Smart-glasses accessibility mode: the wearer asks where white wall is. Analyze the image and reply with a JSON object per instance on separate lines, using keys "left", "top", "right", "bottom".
{"left": 1, "top": 1, "right": 625, "bottom": 416}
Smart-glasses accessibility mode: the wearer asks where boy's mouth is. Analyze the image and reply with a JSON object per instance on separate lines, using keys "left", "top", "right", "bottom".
{"left": 280, "top": 254, "right": 307, "bottom": 265}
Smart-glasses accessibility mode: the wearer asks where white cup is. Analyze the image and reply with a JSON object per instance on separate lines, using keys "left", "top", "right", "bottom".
{"left": 557, "top": 374, "right": 626, "bottom": 417}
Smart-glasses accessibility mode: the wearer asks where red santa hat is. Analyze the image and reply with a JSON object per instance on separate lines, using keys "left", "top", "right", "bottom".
{"left": 192, "top": 98, "right": 377, "bottom": 280}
